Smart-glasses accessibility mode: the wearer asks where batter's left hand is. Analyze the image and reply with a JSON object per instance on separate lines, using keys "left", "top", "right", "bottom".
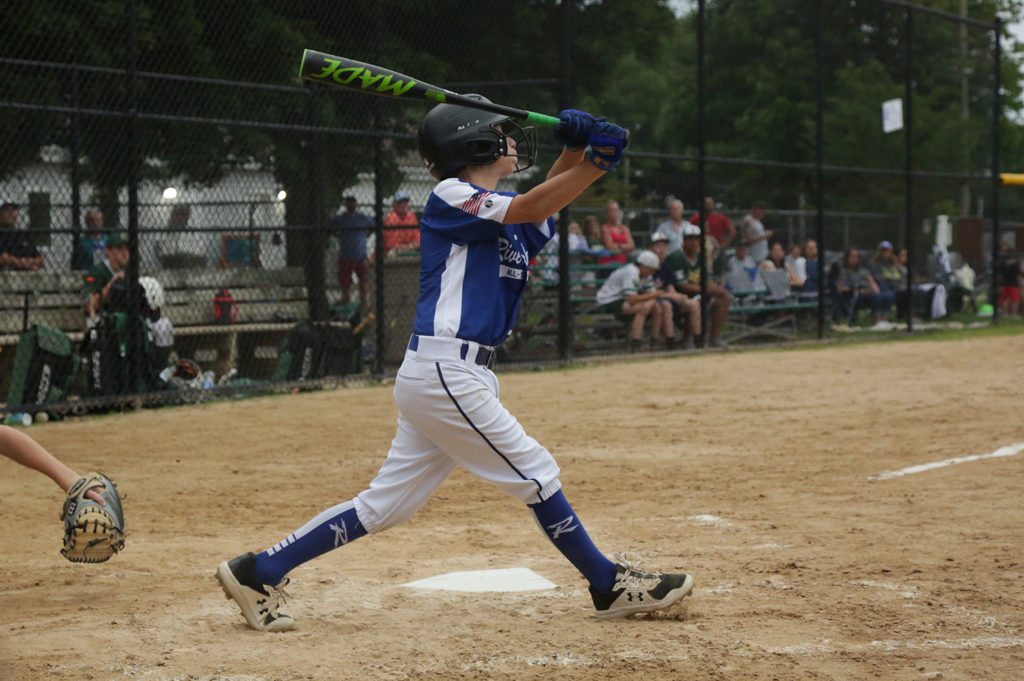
{"left": 587, "top": 121, "right": 628, "bottom": 172}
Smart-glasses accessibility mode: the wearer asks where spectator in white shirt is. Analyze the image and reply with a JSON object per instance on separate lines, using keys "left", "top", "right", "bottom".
{"left": 595, "top": 250, "right": 665, "bottom": 352}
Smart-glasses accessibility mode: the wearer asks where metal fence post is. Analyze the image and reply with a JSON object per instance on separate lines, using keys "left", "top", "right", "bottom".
{"left": 904, "top": 8, "right": 915, "bottom": 333}
{"left": 991, "top": 17, "right": 1002, "bottom": 323}
{"left": 815, "top": 0, "right": 826, "bottom": 339}
{"left": 697, "top": 0, "right": 708, "bottom": 345}
{"left": 557, "top": 0, "right": 573, "bottom": 361}
{"left": 126, "top": 0, "right": 143, "bottom": 395}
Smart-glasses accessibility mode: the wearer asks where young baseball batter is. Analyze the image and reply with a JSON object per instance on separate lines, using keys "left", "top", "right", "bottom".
{"left": 217, "top": 100, "right": 694, "bottom": 631}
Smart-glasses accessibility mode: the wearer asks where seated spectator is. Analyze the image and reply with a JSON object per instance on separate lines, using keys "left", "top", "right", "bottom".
{"left": 896, "top": 246, "right": 948, "bottom": 320}
{"left": 599, "top": 200, "right": 635, "bottom": 265}
{"left": 0, "top": 199, "right": 43, "bottom": 271}
{"left": 725, "top": 241, "right": 761, "bottom": 285}
{"left": 650, "top": 233, "right": 699, "bottom": 349}
{"left": 834, "top": 247, "right": 891, "bottom": 325}
{"left": 577, "top": 215, "right": 609, "bottom": 290}
{"left": 801, "top": 240, "right": 821, "bottom": 293}
{"left": 785, "top": 243, "right": 807, "bottom": 283}
{"left": 595, "top": 250, "right": 665, "bottom": 352}
{"left": 581, "top": 214, "right": 603, "bottom": 250}
{"left": 760, "top": 241, "right": 804, "bottom": 289}
{"left": 73, "top": 209, "right": 107, "bottom": 270}
{"left": 383, "top": 191, "right": 420, "bottom": 257}
{"left": 665, "top": 224, "right": 731, "bottom": 348}
{"left": 538, "top": 221, "right": 590, "bottom": 284}
{"left": 869, "top": 241, "right": 908, "bottom": 319}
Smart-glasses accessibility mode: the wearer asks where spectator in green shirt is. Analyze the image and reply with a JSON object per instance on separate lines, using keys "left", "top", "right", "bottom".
{"left": 664, "top": 224, "right": 731, "bottom": 348}
{"left": 81, "top": 232, "right": 131, "bottom": 322}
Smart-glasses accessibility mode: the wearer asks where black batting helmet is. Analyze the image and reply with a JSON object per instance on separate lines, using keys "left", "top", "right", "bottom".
{"left": 418, "top": 94, "right": 537, "bottom": 181}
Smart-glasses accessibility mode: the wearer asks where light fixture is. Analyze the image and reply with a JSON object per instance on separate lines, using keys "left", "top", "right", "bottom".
{"left": 162, "top": 187, "right": 178, "bottom": 200}
{"left": 277, "top": 190, "right": 287, "bottom": 201}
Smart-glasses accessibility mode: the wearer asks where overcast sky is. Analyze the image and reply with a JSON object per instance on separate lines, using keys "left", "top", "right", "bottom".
{"left": 664, "top": 0, "right": 1022, "bottom": 44}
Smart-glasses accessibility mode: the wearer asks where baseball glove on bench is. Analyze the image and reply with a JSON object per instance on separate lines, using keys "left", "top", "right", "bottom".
{"left": 60, "top": 472, "right": 125, "bottom": 563}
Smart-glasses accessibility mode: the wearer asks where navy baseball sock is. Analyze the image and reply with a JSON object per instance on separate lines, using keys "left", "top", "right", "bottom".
{"left": 251, "top": 500, "right": 367, "bottom": 587}
{"left": 529, "top": 490, "right": 617, "bottom": 593}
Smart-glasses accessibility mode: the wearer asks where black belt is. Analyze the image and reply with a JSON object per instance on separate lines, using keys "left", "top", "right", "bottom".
{"left": 408, "top": 335, "right": 494, "bottom": 368}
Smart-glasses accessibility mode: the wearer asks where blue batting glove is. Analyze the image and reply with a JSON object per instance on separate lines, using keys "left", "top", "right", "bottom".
{"left": 554, "top": 109, "right": 597, "bottom": 151}
{"left": 587, "top": 120, "right": 628, "bottom": 171}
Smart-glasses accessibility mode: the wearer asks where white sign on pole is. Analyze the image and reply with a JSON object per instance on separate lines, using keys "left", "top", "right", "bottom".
{"left": 882, "top": 98, "right": 904, "bottom": 133}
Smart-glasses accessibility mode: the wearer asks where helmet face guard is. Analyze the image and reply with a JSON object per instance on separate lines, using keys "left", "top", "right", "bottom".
{"left": 493, "top": 118, "right": 537, "bottom": 174}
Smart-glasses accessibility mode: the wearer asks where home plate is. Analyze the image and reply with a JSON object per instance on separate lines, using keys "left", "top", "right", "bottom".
{"left": 402, "top": 568, "right": 557, "bottom": 592}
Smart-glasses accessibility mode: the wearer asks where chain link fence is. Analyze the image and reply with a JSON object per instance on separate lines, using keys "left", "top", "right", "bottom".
{"left": 0, "top": 0, "right": 1013, "bottom": 416}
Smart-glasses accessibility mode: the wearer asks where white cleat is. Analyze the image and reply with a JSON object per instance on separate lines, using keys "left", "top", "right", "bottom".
{"left": 216, "top": 552, "right": 295, "bottom": 632}
{"left": 589, "top": 556, "right": 694, "bottom": 619}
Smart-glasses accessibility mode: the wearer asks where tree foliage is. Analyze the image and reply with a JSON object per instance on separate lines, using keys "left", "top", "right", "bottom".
{"left": 1, "top": 0, "right": 1022, "bottom": 225}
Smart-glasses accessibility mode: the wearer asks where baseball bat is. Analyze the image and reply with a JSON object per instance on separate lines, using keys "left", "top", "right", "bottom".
{"left": 352, "top": 313, "right": 376, "bottom": 336}
{"left": 299, "top": 50, "right": 562, "bottom": 127}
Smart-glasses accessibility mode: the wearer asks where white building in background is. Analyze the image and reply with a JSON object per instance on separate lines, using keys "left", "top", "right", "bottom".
{"left": 0, "top": 148, "right": 523, "bottom": 275}
{"left": 0, "top": 149, "right": 290, "bottom": 272}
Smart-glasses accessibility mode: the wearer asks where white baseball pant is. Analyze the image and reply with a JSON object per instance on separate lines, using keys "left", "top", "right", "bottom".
{"left": 353, "top": 335, "right": 562, "bottom": 534}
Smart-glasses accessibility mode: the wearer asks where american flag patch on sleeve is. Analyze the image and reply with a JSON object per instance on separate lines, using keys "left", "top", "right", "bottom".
{"left": 461, "top": 191, "right": 493, "bottom": 216}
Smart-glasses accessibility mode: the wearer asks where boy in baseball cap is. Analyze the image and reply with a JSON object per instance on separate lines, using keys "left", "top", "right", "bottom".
{"left": 81, "top": 233, "right": 131, "bottom": 318}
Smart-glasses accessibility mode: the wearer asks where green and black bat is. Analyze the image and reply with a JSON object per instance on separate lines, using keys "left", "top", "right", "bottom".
{"left": 299, "top": 49, "right": 561, "bottom": 127}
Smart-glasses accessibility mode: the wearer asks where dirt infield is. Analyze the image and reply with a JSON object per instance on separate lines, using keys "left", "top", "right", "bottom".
{"left": 2, "top": 334, "right": 1022, "bottom": 681}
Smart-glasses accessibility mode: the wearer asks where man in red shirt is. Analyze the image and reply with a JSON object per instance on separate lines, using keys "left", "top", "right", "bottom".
{"left": 689, "top": 195, "right": 735, "bottom": 249}
{"left": 383, "top": 191, "right": 420, "bottom": 257}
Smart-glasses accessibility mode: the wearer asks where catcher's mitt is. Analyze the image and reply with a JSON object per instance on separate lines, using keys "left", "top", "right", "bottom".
{"left": 60, "top": 472, "right": 125, "bottom": 563}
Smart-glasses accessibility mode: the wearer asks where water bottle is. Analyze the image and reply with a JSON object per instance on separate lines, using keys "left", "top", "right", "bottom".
{"left": 201, "top": 371, "right": 216, "bottom": 389}
{"left": 4, "top": 412, "right": 33, "bottom": 426}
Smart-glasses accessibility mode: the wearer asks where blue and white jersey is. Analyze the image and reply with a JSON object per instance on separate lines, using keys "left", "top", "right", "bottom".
{"left": 413, "top": 178, "right": 555, "bottom": 347}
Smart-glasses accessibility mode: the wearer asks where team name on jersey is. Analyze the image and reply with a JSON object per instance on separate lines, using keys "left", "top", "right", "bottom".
{"left": 499, "top": 236, "right": 529, "bottom": 281}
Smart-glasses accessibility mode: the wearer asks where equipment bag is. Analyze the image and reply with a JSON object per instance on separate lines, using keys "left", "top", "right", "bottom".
{"left": 272, "top": 320, "right": 327, "bottom": 382}
{"left": 6, "top": 323, "right": 79, "bottom": 409}
{"left": 317, "top": 322, "right": 361, "bottom": 377}
{"left": 81, "top": 313, "right": 163, "bottom": 397}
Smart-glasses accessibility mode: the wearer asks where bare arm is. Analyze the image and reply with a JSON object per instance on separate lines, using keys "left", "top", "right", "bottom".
{"left": 787, "top": 264, "right": 803, "bottom": 287}
{"left": 0, "top": 426, "right": 103, "bottom": 502}
{"left": 724, "top": 220, "right": 736, "bottom": 246}
{"left": 0, "top": 252, "right": 42, "bottom": 270}
{"left": 626, "top": 291, "right": 660, "bottom": 304}
{"left": 600, "top": 225, "right": 617, "bottom": 251}
{"left": 545, "top": 148, "right": 587, "bottom": 181}
{"left": 504, "top": 162, "right": 605, "bottom": 225}
{"left": 622, "top": 227, "right": 636, "bottom": 254}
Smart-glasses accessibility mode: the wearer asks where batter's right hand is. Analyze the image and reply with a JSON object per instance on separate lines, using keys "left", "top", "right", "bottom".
{"left": 554, "top": 109, "right": 597, "bottom": 151}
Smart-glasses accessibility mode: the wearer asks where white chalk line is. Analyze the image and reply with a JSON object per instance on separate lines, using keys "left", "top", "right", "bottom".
{"left": 763, "top": 636, "right": 1024, "bottom": 656}
{"left": 868, "top": 441, "right": 1024, "bottom": 480}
